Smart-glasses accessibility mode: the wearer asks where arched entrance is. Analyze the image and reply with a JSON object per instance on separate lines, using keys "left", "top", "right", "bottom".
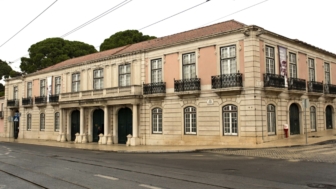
{"left": 92, "top": 109, "right": 104, "bottom": 142}
{"left": 118, "top": 108, "right": 132, "bottom": 144}
{"left": 326, "top": 106, "right": 333, "bottom": 129}
{"left": 290, "top": 104, "right": 300, "bottom": 135}
{"left": 71, "top": 110, "right": 80, "bottom": 141}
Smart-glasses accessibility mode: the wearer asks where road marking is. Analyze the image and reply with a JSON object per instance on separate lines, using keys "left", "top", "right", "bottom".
{"left": 5, "top": 152, "right": 9, "bottom": 155}
{"left": 191, "top": 155, "right": 204, "bottom": 156}
{"left": 94, "top": 174, "right": 119, "bottom": 181}
{"left": 139, "top": 184, "right": 162, "bottom": 189}
{"left": 8, "top": 156, "right": 15, "bottom": 158}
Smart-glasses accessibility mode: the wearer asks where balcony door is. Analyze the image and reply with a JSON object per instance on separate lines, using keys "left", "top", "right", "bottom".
{"left": 326, "top": 106, "right": 333, "bottom": 129}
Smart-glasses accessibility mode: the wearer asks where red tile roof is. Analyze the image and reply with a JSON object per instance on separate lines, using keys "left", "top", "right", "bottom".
{"left": 38, "top": 20, "right": 246, "bottom": 73}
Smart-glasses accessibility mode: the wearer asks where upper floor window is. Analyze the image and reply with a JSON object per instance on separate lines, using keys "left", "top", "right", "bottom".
{"left": 182, "top": 52, "right": 196, "bottom": 79}
{"left": 40, "top": 79, "right": 46, "bottom": 96}
{"left": 55, "top": 77, "right": 61, "bottom": 95}
{"left": 151, "top": 59, "right": 162, "bottom": 83}
{"left": 119, "top": 64, "right": 131, "bottom": 87}
{"left": 265, "top": 46, "right": 275, "bottom": 74}
{"left": 72, "top": 73, "right": 80, "bottom": 92}
{"left": 27, "top": 114, "right": 32, "bottom": 131}
{"left": 289, "top": 53, "right": 297, "bottom": 78}
{"left": 223, "top": 105, "right": 238, "bottom": 135}
{"left": 220, "top": 45, "right": 236, "bottom": 74}
{"left": 27, "top": 82, "right": 32, "bottom": 98}
{"left": 308, "top": 58, "right": 315, "bottom": 81}
{"left": 152, "top": 108, "right": 162, "bottom": 134}
{"left": 325, "top": 63, "right": 330, "bottom": 84}
{"left": 55, "top": 112, "right": 60, "bottom": 132}
{"left": 40, "top": 113, "right": 45, "bottom": 131}
{"left": 184, "top": 106, "right": 196, "bottom": 134}
{"left": 93, "top": 69, "right": 104, "bottom": 89}
{"left": 267, "top": 104, "right": 276, "bottom": 135}
{"left": 13, "top": 86, "right": 18, "bottom": 99}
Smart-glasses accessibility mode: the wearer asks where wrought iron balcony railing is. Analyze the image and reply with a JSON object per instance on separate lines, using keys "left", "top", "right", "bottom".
{"left": 324, "top": 84, "right": 336, "bottom": 94}
{"left": 211, "top": 73, "right": 243, "bottom": 89}
{"left": 263, "top": 73, "right": 285, "bottom": 88}
{"left": 307, "top": 81, "right": 323, "bottom": 93}
{"left": 49, "top": 95, "right": 59, "bottom": 103}
{"left": 7, "top": 99, "right": 19, "bottom": 107}
{"left": 22, "top": 97, "right": 33, "bottom": 106}
{"left": 288, "top": 78, "right": 306, "bottom": 91}
{"left": 35, "top": 96, "right": 47, "bottom": 104}
{"left": 174, "top": 77, "right": 201, "bottom": 92}
{"left": 143, "top": 82, "right": 166, "bottom": 95}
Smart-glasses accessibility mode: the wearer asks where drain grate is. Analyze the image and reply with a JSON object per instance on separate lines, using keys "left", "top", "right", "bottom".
{"left": 308, "top": 135, "right": 321, "bottom": 138}
{"left": 307, "top": 183, "right": 336, "bottom": 189}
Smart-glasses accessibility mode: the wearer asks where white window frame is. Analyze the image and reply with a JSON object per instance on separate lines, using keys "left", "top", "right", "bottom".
{"left": 308, "top": 58, "right": 315, "bottom": 81}
{"left": 223, "top": 105, "right": 238, "bottom": 136}
{"left": 182, "top": 52, "right": 196, "bottom": 79}
{"left": 310, "top": 106, "right": 316, "bottom": 132}
{"left": 267, "top": 104, "right": 276, "bottom": 135}
{"left": 72, "top": 73, "right": 80, "bottom": 92}
{"left": 184, "top": 106, "right": 197, "bottom": 135}
{"left": 119, "top": 64, "right": 131, "bottom": 87}
{"left": 27, "top": 114, "right": 32, "bottom": 131}
{"left": 220, "top": 45, "right": 236, "bottom": 75}
{"left": 40, "top": 113, "right": 45, "bottom": 131}
{"left": 289, "top": 52, "right": 297, "bottom": 78}
{"left": 265, "top": 46, "right": 275, "bottom": 74}
{"left": 13, "top": 86, "right": 18, "bottom": 99}
{"left": 27, "top": 82, "right": 32, "bottom": 98}
{"left": 151, "top": 59, "right": 162, "bottom": 83}
{"left": 325, "top": 62, "right": 330, "bottom": 84}
{"left": 40, "top": 79, "right": 46, "bottom": 96}
{"left": 152, "top": 108, "right": 162, "bottom": 134}
{"left": 55, "top": 112, "right": 60, "bottom": 132}
{"left": 55, "top": 77, "right": 61, "bottom": 95}
{"left": 93, "top": 69, "right": 104, "bottom": 90}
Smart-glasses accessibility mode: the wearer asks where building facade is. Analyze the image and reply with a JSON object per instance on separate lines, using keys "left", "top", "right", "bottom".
{"left": 3, "top": 20, "right": 336, "bottom": 145}
{"left": 0, "top": 97, "right": 4, "bottom": 137}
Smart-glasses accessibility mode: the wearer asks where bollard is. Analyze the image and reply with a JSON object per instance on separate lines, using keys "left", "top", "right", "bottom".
{"left": 126, "top": 134, "right": 132, "bottom": 146}
{"left": 283, "top": 124, "right": 289, "bottom": 138}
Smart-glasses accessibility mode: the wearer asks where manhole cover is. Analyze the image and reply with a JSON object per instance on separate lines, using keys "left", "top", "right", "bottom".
{"left": 307, "top": 183, "right": 336, "bottom": 189}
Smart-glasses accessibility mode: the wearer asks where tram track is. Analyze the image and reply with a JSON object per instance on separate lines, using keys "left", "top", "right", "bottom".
{"left": 0, "top": 169, "right": 47, "bottom": 189}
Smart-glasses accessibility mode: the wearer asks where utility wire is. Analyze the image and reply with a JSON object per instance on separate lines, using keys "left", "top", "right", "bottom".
{"left": 0, "top": 0, "right": 58, "bottom": 48}
{"left": 202, "top": 0, "right": 268, "bottom": 26}
{"left": 61, "top": 0, "right": 132, "bottom": 38}
{"left": 139, "top": 0, "right": 211, "bottom": 31}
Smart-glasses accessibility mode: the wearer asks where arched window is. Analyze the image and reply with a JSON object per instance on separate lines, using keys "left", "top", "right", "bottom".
{"left": 40, "top": 113, "right": 45, "bottom": 131}
{"left": 152, "top": 108, "right": 162, "bottom": 134}
{"left": 310, "top": 106, "right": 316, "bottom": 131}
{"left": 184, "top": 106, "right": 196, "bottom": 134}
{"left": 223, "top": 105, "right": 238, "bottom": 135}
{"left": 267, "top": 104, "right": 276, "bottom": 135}
{"left": 27, "top": 114, "right": 31, "bottom": 131}
{"left": 55, "top": 112, "right": 60, "bottom": 132}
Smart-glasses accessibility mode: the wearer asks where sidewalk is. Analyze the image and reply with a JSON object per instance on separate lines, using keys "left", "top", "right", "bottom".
{"left": 1, "top": 129, "right": 336, "bottom": 153}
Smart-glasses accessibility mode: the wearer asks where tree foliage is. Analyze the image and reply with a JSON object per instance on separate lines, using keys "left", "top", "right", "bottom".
{"left": 20, "top": 38, "right": 97, "bottom": 74}
{"left": 0, "top": 83, "right": 4, "bottom": 97}
{"left": 0, "top": 59, "right": 21, "bottom": 80}
{"left": 100, "top": 30, "right": 156, "bottom": 51}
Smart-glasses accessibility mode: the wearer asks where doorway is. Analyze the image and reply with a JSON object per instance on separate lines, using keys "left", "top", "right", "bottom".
{"left": 71, "top": 110, "right": 80, "bottom": 141}
{"left": 92, "top": 109, "right": 104, "bottom": 142}
{"left": 326, "top": 106, "right": 333, "bottom": 129}
{"left": 118, "top": 108, "right": 132, "bottom": 144}
{"left": 290, "top": 104, "right": 300, "bottom": 135}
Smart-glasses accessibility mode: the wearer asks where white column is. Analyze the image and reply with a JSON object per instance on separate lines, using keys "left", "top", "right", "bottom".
{"left": 57, "top": 108, "right": 62, "bottom": 141}
{"left": 102, "top": 106, "right": 109, "bottom": 144}
{"left": 131, "top": 104, "right": 140, "bottom": 146}
{"left": 113, "top": 107, "right": 117, "bottom": 144}
{"left": 67, "top": 110, "right": 71, "bottom": 141}
{"left": 78, "top": 107, "right": 84, "bottom": 143}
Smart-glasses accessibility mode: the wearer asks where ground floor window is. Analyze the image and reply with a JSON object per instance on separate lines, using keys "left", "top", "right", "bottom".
{"left": 55, "top": 112, "right": 60, "bottom": 132}
{"left": 223, "top": 105, "right": 238, "bottom": 135}
{"left": 40, "top": 113, "right": 45, "bottom": 131}
{"left": 310, "top": 106, "right": 316, "bottom": 131}
{"left": 152, "top": 108, "right": 162, "bottom": 134}
{"left": 184, "top": 106, "right": 196, "bottom": 134}
{"left": 267, "top": 104, "right": 276, "bottom": 135}
{"left": 27, "top": 114, "right": 31, "bottom": 131}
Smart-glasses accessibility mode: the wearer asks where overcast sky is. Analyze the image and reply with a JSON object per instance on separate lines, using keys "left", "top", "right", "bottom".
{"left": 0, "top": 0, "right": 335, "bottom": 72}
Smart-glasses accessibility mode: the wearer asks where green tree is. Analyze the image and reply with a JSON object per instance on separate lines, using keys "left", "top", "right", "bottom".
{"left": 0, "top": 83, "right": 4, "bottom": 97}
{"left": 0, "top": 59, "right": 21, "bottom": 80}
{"left": 20, "top": 38, "right": 97, "bottom": 74}
{"left": 100, "top": 30, "right": 156, "bottom": 51}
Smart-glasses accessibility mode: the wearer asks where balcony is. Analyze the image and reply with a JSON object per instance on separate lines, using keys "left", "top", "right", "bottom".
{"left": 60, "top": 85, "right": 142, "bottom": 102}
{"left": 264, "top": 73, "right": 285, "bottom": 88}
{"left": 212, "top": 73, "right": 243, "bottom": 89}
{"left": 7, "top": 99, "right": 19, "bottom": 107}
{"left": 35, "top": 96, "right": 47, "bottom": 105}
{"left": 324, "top": 84, "right": 336, "bottom": 95}
{"left": 49, "top": 95, "right": 59, "bottom": 103}
{"left": 0, "top": 111, "right": 3, "bottom": 119}
{"left": 22, "top": 97, "right": 33, "bottom": 107}
{"left": 143, "top": 82, "right": 166, "bottom": 97}
{"left": 288, "top": 78, "right": 306, "bottom": 91}
{"left": 174, "top": 78, "right": 201, "bottom": 92}
{"left": 307, "top": 81, "right": 323, "bottom": 93}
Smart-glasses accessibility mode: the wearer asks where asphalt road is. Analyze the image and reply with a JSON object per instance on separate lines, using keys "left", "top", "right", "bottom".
{"left": 0, "top": 142, "right": 336, "bottom": 189}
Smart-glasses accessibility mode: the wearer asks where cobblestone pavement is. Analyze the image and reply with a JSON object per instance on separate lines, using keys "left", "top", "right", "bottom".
{"left": 204, "top": 141, "right": 336, "bottom": 164}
